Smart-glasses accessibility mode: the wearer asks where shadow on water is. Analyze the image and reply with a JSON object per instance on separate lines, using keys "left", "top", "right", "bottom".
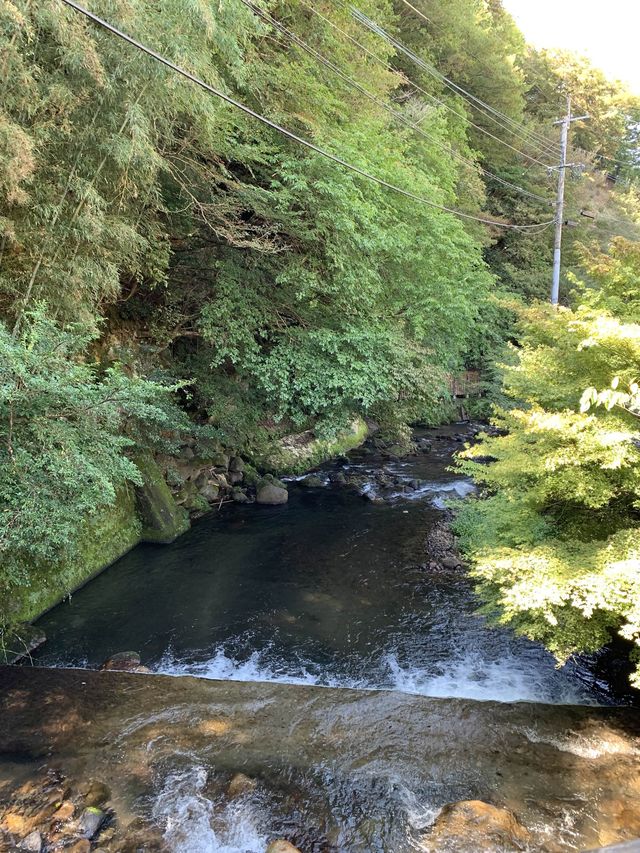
{"left": 32, "top": 425, "right": 632, "bottom": 706}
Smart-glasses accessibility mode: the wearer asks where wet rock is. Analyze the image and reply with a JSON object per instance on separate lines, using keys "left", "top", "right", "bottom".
{"left": 79, "top": 807, "right": 106, "bottom": 839}
{"left": 229, "top": 456, "right": 245, "bottom": 473}
{"left": 385, "top": 443, "right": 411, "bottom": 458}
{"left": 116, "top": 818, "right": 169, "bottom": 852}
{"left": 299, "top": 475, "right": 324, "bottom": 488}
{"left": 18, "top": 831, "right": 42, "bottom": 852}
{"left": 362, "top": 491, "right": 384, "bottom": 505}
{"left": 82, "top": 781, "right": 110, "bottom": 809}
{"left": 51, "top": 800, "right": 75, "bottom": 820}
{"left": 65, "top": 841, "right": 91, "bottom": 853}
{"left": 422, "top": 800, "right": 531, "bottom": 852}
{"left": 329, "top": 471, "right": 347, "bottom": 486}
{"left": 416, "top": 438, "right": 432, "bottom": 453}
{"left": 256, "top": 483, "right": 288, "bottom": 505}
{"left": 227, "top": 773, "right": 257, "bottom": 798}
{"left": 266, "top": 842, "right": 301, "bottom": 853}
{"left": 100, "top": 652, "right": 141, "bottom": 672}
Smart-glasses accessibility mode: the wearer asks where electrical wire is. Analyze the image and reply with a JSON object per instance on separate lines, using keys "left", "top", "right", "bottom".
{"left": 297, "top": 0, "right": 555, "bottom": 168}
{"left": 57, "top": 0, "right": 556, "bottom": 232}
{"left": 241, "top": 0, "right": 555, "bottom": 204}
{"left": 349, "top": 2, "right": 559, "bottom": 158}
{"left": 393, "top": 0, "right": 561, "bottom": 155}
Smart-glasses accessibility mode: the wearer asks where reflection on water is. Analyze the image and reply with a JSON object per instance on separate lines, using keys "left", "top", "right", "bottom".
{"left": 33, "top": 426, "right": 625, "bottom": 705}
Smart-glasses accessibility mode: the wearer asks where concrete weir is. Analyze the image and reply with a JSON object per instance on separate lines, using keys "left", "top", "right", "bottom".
{"left": 1, "top": 666, "right": 640, "bottom": 851}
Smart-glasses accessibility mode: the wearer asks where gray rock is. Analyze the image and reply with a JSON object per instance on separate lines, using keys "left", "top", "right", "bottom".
{"left": 229, "top": 456, "right": 245, "bottom": 473}
{"left": 19, "top": 831, "right": 42, "bottom": 852}
{"left": 330, "top": 472, "right": 347, "bottom": 486}
{"left": 232, "top": 488, "right": 250, "bottom": 503}
{"left": 79, "top": 807, "right": 106, "bottom": 839}
{"left": 256, "top": 484, "right": 288, "bottom": 505}
{"left": 179, "top": 446, "right": 195, "bottom": 460}
{"left": 194, "top": 471, "right": 209, "bottom": 489}
{"left": 440, "top": 555, "right": 462, "bottom": 570}
{"left": 210, "top": 452, "right": 230, "bottom": 469}
{"left": 199, "top": 484, "right": 220, "bottom": 502}
{"left": 229, "top": 471, "right": 244, "bottom": 485}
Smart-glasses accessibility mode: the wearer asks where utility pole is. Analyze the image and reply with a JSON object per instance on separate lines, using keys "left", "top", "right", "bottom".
{"left": 550, "top": 95, "right": 589, "bottom": 305}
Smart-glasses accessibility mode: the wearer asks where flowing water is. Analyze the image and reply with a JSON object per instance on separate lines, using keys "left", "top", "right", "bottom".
{"left": 33, "top": 425, "right": 626, "bottom": 705}
{"left": 5, "top": 425, "right": 638, "bottom": 852}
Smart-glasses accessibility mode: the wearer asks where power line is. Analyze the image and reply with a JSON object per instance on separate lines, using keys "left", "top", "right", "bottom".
{"left": 58, "top": 0, "right": 555, "bottom": 232}
{"left": 297, "top": 0, "right": 554, "bottom": 169}
{"left": 392, "top": 0, "right": 561, "bottom": 155}
{"left": 241, "top": 0, "right": 554, "bottom": 204}
{"left": 349, "top": 2, "right": 559, "bottom": 158}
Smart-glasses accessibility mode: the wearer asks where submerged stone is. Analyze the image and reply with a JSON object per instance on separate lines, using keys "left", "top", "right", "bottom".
{"left": 100, "top": 651, "right": 141, "bottom": 672}
{"left": 266, "top": 842, "right": 302, "bottom": 853}
{"left": 422, "top": 800, "right": 531, "bottom": 852}
{"left": 227, "top": 772, "right": 257, "bottom": 798}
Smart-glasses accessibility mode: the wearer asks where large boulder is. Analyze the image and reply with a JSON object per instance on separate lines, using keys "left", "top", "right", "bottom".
{"left": 256, "top": 483, "right": 288, "bottom": 505}
{"left": 422, "top": 800, "right": 531, "bottom": 852}
{"left": 133, "top": 454, "right": 190, "bottom": 543}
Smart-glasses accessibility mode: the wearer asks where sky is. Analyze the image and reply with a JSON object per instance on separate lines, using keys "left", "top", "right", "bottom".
{"left": 502, "top": 0, "right": 640, "bottom": 94}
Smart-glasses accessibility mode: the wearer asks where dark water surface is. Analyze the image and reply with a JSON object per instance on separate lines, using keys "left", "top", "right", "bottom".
{"left": 33, "top": 425, "right": 625, "bottom": 705}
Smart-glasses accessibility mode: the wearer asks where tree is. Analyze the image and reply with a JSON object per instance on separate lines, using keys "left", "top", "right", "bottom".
{"left": 455, "top": 239, "right": 640, "bottom": 684}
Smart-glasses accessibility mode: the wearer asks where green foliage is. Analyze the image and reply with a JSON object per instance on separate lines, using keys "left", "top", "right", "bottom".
{"left": 2, "top": 0, "right": 640, "bottom": 634}
{"left": 0, "top": 308, "right": 186, "bottom": 598}
{"left": 456, "top": 240, "right": 640, "bottom": 684}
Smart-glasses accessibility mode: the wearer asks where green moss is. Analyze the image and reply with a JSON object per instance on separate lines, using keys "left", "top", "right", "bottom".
{"left": 5, "top": 455, "right": 190, "bottom": 625}
{"left": 9, "top": 485, "right": 142, "bottom": 624}
{"left": 133, "top": 454, "right": 190, "bottom": 543}
{"left": 258, "top": 418, "right": 369, "bottom": 475}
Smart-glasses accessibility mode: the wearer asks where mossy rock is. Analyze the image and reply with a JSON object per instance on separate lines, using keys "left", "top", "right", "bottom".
{"left": 6, "top": 484, "right": 142, "bottom": 624}
{"left": 133, "top": 454, "right": 190, "bottom": 544}
{"left": 258, "top": 418, "right": 369, "bottom": 475}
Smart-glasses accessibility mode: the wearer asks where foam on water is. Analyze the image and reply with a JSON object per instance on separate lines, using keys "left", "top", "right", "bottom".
{"left": 152, "top": 766, "right": 269, "bottom": 853}
{"left": 155, "top": 643, "right": 594, "bottom": 705}
{"left": 382, "top": 651, "right": 593, "bottom": 705}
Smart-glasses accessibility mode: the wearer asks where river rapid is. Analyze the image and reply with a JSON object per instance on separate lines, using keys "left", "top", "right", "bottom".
{"left": 2, "top": 424, "right": 639, "bottom": 853}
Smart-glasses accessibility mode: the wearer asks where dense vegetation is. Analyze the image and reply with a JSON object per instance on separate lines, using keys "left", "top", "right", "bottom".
{"left": 0, "top": 0, "right": 639, "bottom": 675}
{"left": 456, "top": 238, "right": 640, "bottom": 683}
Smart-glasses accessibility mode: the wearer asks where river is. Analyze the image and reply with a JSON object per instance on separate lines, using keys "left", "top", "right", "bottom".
{"left": 33, "top": 424, "right": 630, "bottom": 704}
{"left": 3, "top": 424, "right": 639, "bottom": 853}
